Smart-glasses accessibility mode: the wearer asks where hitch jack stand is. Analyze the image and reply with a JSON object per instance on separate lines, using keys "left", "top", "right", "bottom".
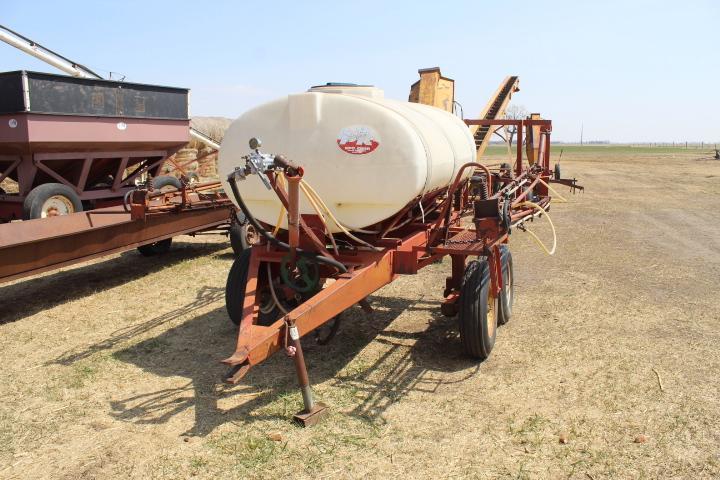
{"left": 287, "top": 323, "right": 328, "bottom": 427}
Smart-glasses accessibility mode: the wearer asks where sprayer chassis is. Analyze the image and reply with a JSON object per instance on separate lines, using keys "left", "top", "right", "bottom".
{"left": 222, "top": 118, "right": 580, "bottom": 425}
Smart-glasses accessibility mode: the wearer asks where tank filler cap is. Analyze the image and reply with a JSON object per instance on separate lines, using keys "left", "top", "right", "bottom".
{"left": 310, "top": 82, "right": 373, "bottom": 88}
{"left": 308, "top": 83, "right": 384, "bottom": 99}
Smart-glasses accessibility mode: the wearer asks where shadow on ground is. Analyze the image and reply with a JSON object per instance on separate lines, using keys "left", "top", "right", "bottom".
{"left": 0, "top": 240, "right": 229, "bottom": 324}
{"left": 53, "top": 289, "right": 482, "bottom": 436}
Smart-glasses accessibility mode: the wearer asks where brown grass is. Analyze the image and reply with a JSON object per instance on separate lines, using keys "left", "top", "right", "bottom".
{"left": 1, "top": 149, "right": 719, "bottom": 479}
{"left": 189, "top": 117, "right": 232, "bottom": 150}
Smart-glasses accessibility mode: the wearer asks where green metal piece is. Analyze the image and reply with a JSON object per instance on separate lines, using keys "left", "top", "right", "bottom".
{"left": 280, "top": 254, "right": 320, "bottom": 293}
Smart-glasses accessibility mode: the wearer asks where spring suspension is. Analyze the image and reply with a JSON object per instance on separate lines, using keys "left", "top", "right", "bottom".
{"left": 478, "top": 176, "right": 489, "bottom": 200}
{"left": 470, "top": 175, "right": 489, "bottom": 200}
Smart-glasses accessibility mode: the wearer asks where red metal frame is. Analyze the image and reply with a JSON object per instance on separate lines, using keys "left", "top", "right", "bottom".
{"left": 221, "top": 118, "right": 581, "bottom": 422}
{"left": 0, "top": 181, "right": 233, "bottom": 284}
{"left": 0, "top": 149, "right": 186, "bottom": 220}
{"left": 0, "top": 112, "right": 192, "bottom": 221}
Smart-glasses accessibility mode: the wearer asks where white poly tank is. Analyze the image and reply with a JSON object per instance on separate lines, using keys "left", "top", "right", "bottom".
{"left": 219, "top": 84, "right": 476, "bottom": 233}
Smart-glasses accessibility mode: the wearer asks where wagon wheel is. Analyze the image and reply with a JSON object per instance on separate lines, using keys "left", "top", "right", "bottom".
{"left": 458, "top": 259, "right": 498, "bottom": 360}
{"left": 256, "top": 275, "right": 297, "bottom": 326}
{"left": 229, "top": 222, "right": 260, "bottom": 256}
{"left": 226, "top": 249, "right": 251, "bottom": 326}
{"left": 23, "top": 183, "right": 83, "bottom": 220}
{"left": 497, "top": 245, "right": 514, "bottom": 326}
{"left": 225, "top": 250, "right": 297, "bottom": 326}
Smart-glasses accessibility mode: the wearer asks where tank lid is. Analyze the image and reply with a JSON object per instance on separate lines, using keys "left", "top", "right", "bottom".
{"left": 308, "top": 83, "right": 384, "bottom": 99}
{"left": 310, "top": 82, "right": 374, "bottom": 88}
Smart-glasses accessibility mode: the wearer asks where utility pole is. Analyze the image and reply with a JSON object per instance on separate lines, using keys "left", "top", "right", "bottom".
{"left": 580, "top": 123, "right": 584, "bottom": 146}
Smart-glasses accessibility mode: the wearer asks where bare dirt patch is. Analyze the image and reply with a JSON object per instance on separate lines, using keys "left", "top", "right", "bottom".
{"left": 1, "top": 149, "right": 719, "bottom": 479}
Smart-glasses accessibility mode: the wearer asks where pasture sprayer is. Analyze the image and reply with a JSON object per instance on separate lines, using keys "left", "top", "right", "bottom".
{"left": 217, "top": 70, "right": 582, "bottom": 425}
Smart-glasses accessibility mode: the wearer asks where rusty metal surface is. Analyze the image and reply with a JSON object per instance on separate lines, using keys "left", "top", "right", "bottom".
{"left": 223, "top": 251, "right": 394, "bottom": 370}
{"left": 0, "top": 186, "right": 233, "bottom": 284}
{"left": 432, "top": 230, "right": 485, "bottom": 252}
{"left": 292, "top": 403, "right": 329, "bottom": 427}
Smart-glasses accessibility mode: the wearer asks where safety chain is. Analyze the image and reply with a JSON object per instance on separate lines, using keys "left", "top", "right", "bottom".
{"left": 283, "top": 317, "right": 297, "bottom": 357}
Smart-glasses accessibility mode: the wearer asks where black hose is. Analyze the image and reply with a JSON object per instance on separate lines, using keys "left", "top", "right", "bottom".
{"left": 226, "top": 172, "right": 348, "bottom": 273}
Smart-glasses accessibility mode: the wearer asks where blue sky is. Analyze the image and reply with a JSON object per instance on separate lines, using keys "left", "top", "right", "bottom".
{"left": 2, "top": 1, "right": 718, "bottom": 142}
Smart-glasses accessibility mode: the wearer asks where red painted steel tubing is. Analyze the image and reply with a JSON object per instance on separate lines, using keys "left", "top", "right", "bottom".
{"left": 428, "top": 162, "right": 491, "bottom": 246}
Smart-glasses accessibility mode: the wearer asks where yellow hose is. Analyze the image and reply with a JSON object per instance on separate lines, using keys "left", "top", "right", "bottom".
{"left": 273, "top": 173, "right": 287, "bottom": 236}
{"left": 297, "top": 181, "right": 339, "bottom": 254}
{"left": 300, "top": 179, "right": 382, "bottom": 251}
{"left": 272, "top": 173, "right": 339, "bottom": 253}
{"left": 519, "top": 200, "right": 557, "bottom": 255}
{"left": 537, "top": 177, "right": 567, "bottom": 202}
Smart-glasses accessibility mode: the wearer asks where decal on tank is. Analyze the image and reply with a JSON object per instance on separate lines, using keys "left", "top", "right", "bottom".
{"left": 337, "top": 125, "right": 380, "bottom": 155}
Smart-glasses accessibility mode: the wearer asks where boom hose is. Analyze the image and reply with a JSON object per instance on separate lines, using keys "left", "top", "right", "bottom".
{"left": 226, "top": 174, "right": 348, "bottom": 273}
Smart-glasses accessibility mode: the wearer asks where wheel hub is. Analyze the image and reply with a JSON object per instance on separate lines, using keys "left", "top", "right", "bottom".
{"left": 246, "top": 225, "right": 260, "bottom": 246}
{"left": 41, "top": 195, "right": 75, "bottom": 218}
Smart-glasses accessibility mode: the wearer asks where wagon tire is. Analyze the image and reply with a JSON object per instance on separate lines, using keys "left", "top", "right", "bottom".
{"left": 23, "top": 183, "right": 83, "bottom": 220}
{"left": 458, "top": 259, "right": 498, "bottom": 360}
{"left": 497, "top": 246, "right": 514, "bottom": 326}
{"left": 554, "top": 163, "right": 561, "bottom": 180}
{"left": 137, "top": 238, "right": 172, "bottom": 256}
{"left": 152, "top": 175, "right": 182, "bottom": 192}
{"left": 226, "top": 249, "right": 251, "bottom": 326}
{"left": 229, "top": 222, "right": 259, "bottom": 256}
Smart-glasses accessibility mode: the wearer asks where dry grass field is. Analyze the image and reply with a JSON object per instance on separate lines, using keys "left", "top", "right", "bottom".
{"left": 1, "top": 148, "right": 719, "bottom": 479}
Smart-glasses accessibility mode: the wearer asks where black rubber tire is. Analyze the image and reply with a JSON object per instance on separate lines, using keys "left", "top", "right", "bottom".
{"left": 23, "top": 183, "right": 83, "bottom": 220}
{"left": 234, "top": 210, "right": 247, "bottom": 224}
{"left": 137, "top": 238, "right": 172, "bottom": 256}
{"left": 225, "top": 249, "right": 289, "bottom": 326}
{"left": 458, "top": 259, "right": 498, "bottom": 360}
{"left": 152, "top": 175, "right": 182, "bottom": 191}
{"left": 497, "top": 246, "right": 514, "bottom": 326}
{"left": 229, "top": 222, "right": 249, "bottom": 256}
{"left": 21, "top": 188, "right": 42, "bottom": 219}
{"left": 554, "top": 163, "right": 561, "bottom": 180}
{"left": 226, "top": 249, "right": 251, "bottom": 326}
